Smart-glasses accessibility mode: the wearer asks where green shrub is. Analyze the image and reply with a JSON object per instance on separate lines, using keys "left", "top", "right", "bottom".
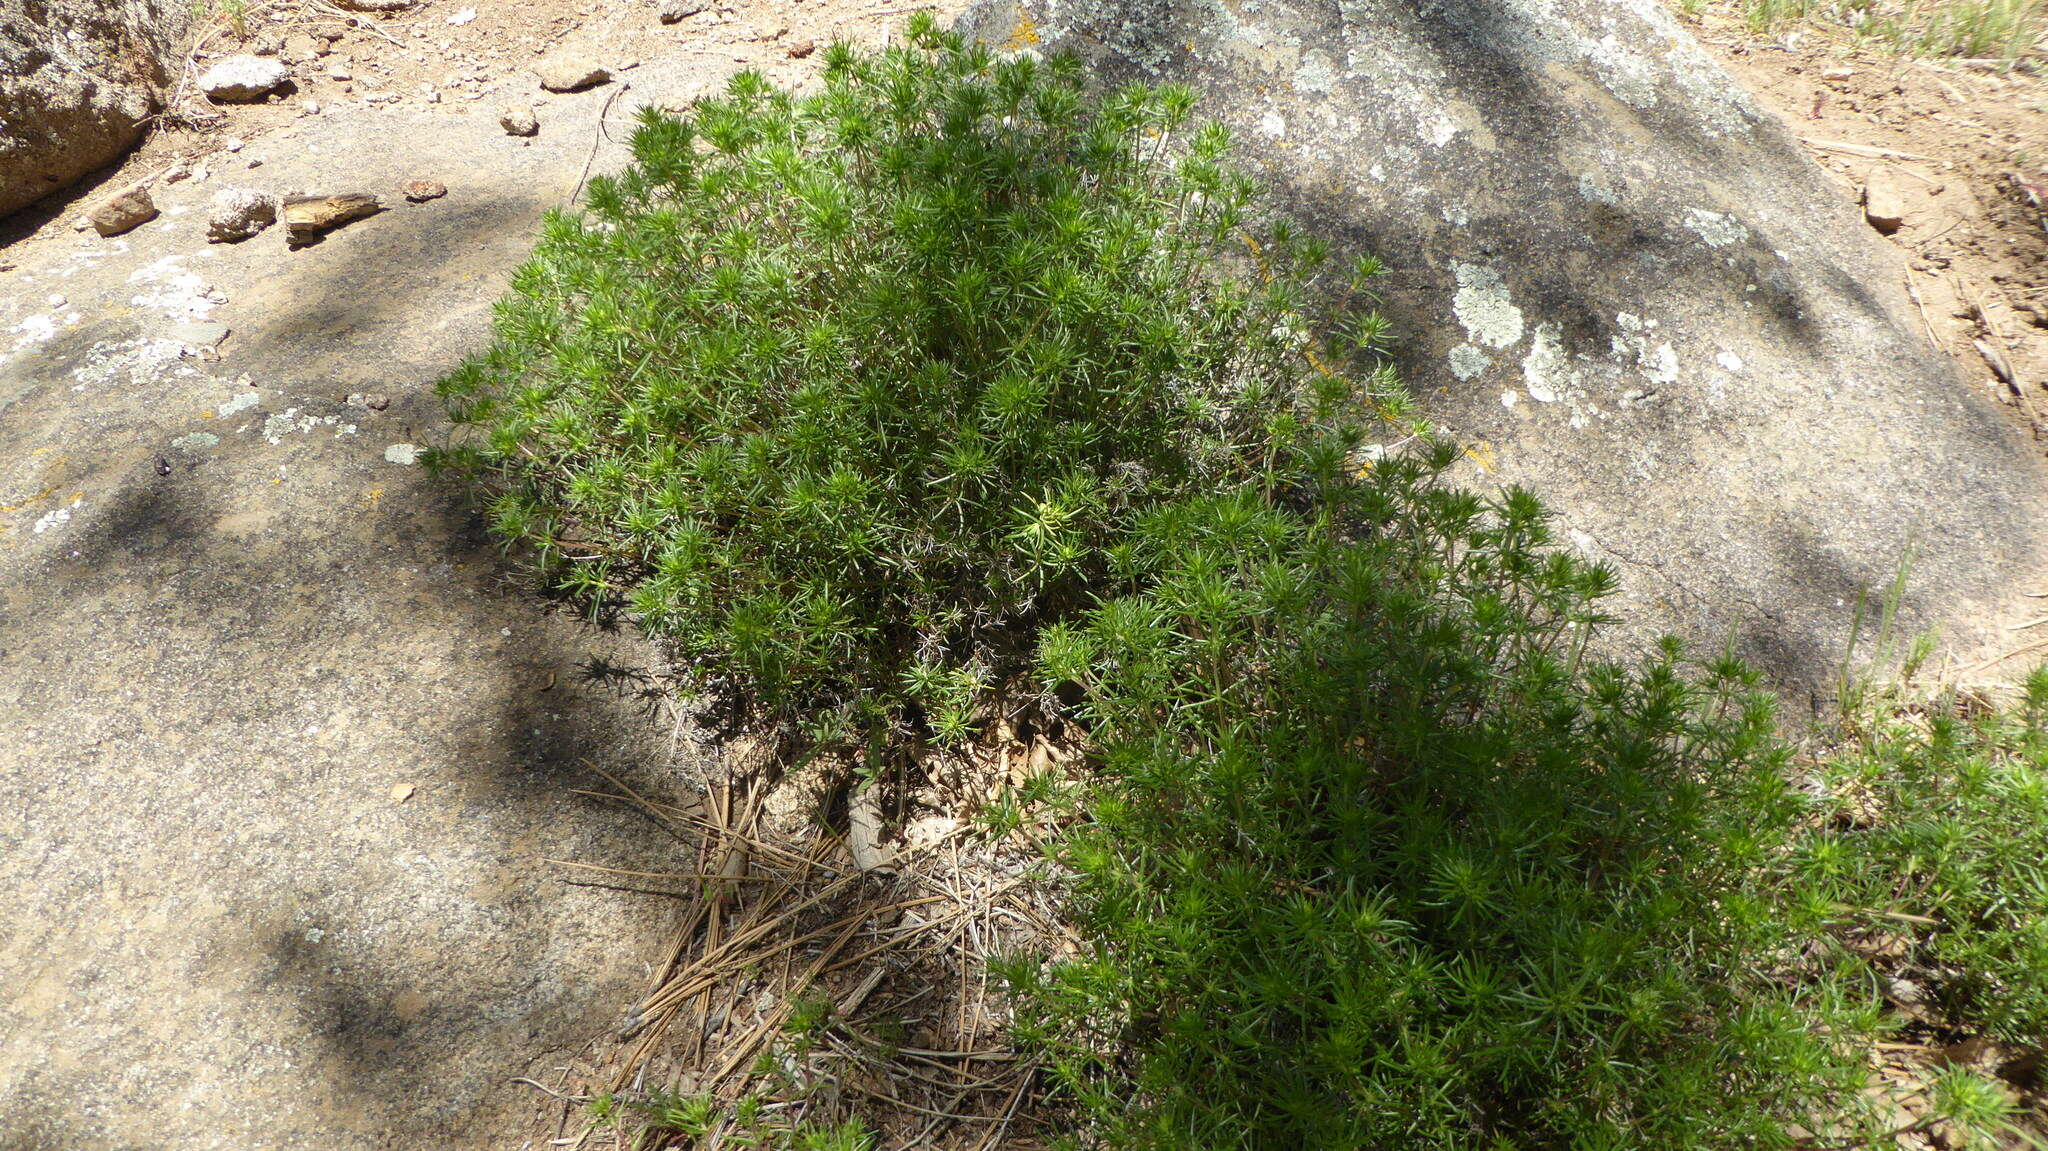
{"left": 1006, "top": 466, "right": 1878, "bottom": 1149}
{"left": 1801, "top": 664, "right": 2048, "bottom": 1044}
{"left": 430, "top": 16, "right": 1402, "bottom": 747}
{"left": 434, "top": 17, "right": 2048, "bottom": 1150}
{"left": 1003, "top": 468, "right": 2048, "bottom": 1148}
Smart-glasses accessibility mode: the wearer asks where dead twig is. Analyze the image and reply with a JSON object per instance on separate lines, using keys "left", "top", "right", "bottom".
{"left": 304, "top": 0, "right": 407, "bottom": 46}
{"left": 974, "top": 1061, "right": 1040, "bottom": 1151}
{"left": 570, "top": 83, "right": 631, "bottom": 208}
{"left": 704, "top": 916, "right": 864, "bottom": 1089}
{"left": 546, "top": 858, "right": 783, "bottom": 883}
{"left": 1799, "top": 137, "right": 1938, "bottom": 162}
{"left": 1959, "top": 636, "right": 2048, "bottom": 676}
{"left": 511, "top": 1076, "right": 592, "bottom": 1104}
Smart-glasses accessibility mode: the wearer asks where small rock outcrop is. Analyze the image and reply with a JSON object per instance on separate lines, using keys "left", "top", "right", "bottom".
{"left": 88, "top": 186, "right": 157, "bottom": 236}
{"left": 534, "top": 56, "right": 611, "bottom": 93}
{"left": 206, "top": 187, "right": 277, "bottom": 242}
{"left": 499, "top": 104, "right": 540, "bottom": 137}
{"left": 0, "top": 0, "right": 192, "bottom": 219}
{"left": 955, "top": 0, "right": 2048, "bottom": 683}
{"left": 200, "top": 55, "right": 292, "bottom": 103}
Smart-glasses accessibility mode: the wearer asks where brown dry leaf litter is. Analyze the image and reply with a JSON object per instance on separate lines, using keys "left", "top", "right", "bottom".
{"left": 524, "top": 729, "right": 1078, "bottom": 1150}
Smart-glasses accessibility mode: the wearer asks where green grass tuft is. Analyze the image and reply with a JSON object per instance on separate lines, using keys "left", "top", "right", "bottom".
{"left": 1699, "top": 0, "right": 2045, "bottom": 67}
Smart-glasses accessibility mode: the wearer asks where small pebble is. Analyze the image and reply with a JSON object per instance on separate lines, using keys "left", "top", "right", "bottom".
{"left": 499, "top": 104, "right": 539, "bottom": 136}
{"left": 90, "top": 188, "right": 158, "bottom": 236}
{"left": 533, "top": 55, "right": 610, "bottom": 93}
{"left": 199, "top": 55, "right": 291, "bottom": 102}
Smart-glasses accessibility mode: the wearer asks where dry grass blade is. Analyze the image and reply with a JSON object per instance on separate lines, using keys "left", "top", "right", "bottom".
{"left": 1800, "top": 136, "right": 1939, "bottom": 161}
{"left": 1960, "top": 636, "right": 2048, "bottom": 674}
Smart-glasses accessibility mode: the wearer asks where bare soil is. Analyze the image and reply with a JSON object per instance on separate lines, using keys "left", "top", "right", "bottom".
{"left": 1674, "top": 7, "right": 2048, "bottom": 454}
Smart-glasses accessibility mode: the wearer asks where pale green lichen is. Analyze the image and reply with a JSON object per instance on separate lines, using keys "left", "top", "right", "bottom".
{"left": 1451, "top": 263, "right": 1525, "bottom": 350}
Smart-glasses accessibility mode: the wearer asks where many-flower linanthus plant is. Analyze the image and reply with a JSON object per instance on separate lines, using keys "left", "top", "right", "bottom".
{"left": 429, "top": 15, "right": 1407, "bottom": 751}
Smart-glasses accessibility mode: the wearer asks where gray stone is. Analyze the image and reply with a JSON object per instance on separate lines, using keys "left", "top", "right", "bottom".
{"left": 0, "top": 0, "right": 193, "bottom": 219}
{"left": 955, "top": 0, "right": 2048, "bottom": 685}
{"left": 330, "top": 0, "right": 415, "bottom": 9}
{"left": 89, "top": 186, "right": 157, "bottom": 235}
{"left": 533, "top": 55, "right": 611, "bottom": 93}
{"left": 0, "top": 101, "right": 692, "bottom": 1150}
{"left": 206, "top": 187, "right": 277, "bottom": 243}
{"left": 200, "top": 54, "right": 291, "bottom": 103}
{"left": 499, "top": 104, "right": 539, "bottom": 136}
{"left": 166, "top": 321, "right": 231, "bottom": 347}
{"left": 659, "top": 0, "right": 704, "bottom": 23}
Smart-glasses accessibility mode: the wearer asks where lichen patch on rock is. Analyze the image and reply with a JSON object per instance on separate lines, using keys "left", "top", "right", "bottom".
{"left": 1451, "top": 262, "right": 1526, "bottom": 350}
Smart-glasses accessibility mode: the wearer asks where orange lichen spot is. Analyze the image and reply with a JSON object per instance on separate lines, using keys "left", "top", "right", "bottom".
{"left": 1006, "top": 16, "right": 1041, "bottom": 48}
{"left": 0, "top": 486, "right": 56, "bottom": 514}
{"left": 1240, "top": 232, "right": 1274, "bottom": 284}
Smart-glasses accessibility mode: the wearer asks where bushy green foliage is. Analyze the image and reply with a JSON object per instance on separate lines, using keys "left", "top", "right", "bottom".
{"left": 1005, "top": 471, "right": 2048, "bottom": 1148}
{"left": 1006, "top": 464, "right": 1877, "bottom": 1149}
{"left": 439, "top": 19, "right": 2048, "bottom": 1150}
{"left": 431, "top": 16, "right": 1400, "bottom": 745}
{"left": 1802, "top": 665, "right": 2048, "bottom": 1043}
